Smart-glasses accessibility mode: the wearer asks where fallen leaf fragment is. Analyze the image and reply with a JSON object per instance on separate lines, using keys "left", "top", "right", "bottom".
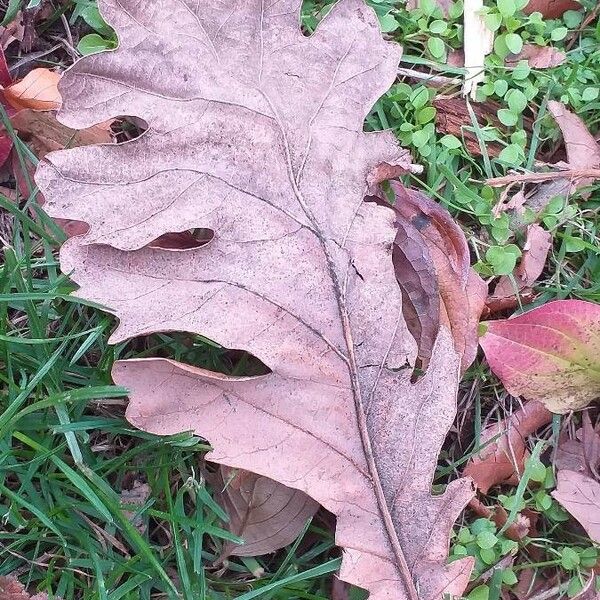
{"left": 3, "top": 68, "right": 61, "bottom": 111}
{"left": 524, "top": 0, "right": 582, "bottom": 18}
{"left": 462, "top": 0, "right": 494, "bottom": 99}
{"left": 0, "top": 45, "right": 10, "bottom": 87}
{"left": 487, "top": 101, "right": 600, "bottom": 216}
{"left": 552, "top": 470, "right": 600, "bottom": 543}
{"left": 506, "top": 44, "right": 566, "bottom": 69}
{"left": 556, "top": 413, "right": 600, "bottom": 479}
{"left": 11, "top": 110, "right": 113, "bottom": 158}
{"left": 433, "top": 98, "right": 504, "bottom": 158}
{"left": 405, "top": 0, "right": 453, "bottom": 14}
{"left": 468, "top": 496, "right": 534, "bottom": 541}
{"left": 479, "top": 300, "right": 600, "bottom": 413}
{"left": 36, "top": 1, "right": 474, "bottom": 598}
{"left": 0, "top": 576, "right": 55, "bottom": 600}
{"left": 547, "top": 100, "right": 600, "bottom": 192}
{"left": 487, "top": 224, "right": 552, "bottom": 312}
{"left": 10, "top": 109, "right": 113, "bottom": 237}
{"left": 120, "top": 479, "right": 151, "bottom": 533}
{"left": 463, "top": 400, "right": 552, "bottom": 493}
{"left": 214, "top": 466, "right": 319, "bottom": 559}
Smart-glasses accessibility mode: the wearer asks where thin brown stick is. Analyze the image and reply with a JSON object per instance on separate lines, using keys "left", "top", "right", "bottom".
{"left": 486, "top": 168, "right": 600, "bottom": 187}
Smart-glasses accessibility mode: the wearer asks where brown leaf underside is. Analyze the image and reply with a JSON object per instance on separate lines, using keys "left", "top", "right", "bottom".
{"left": 36, "top": 2, "right": 474, "bottom": 598}
{"left": 214, "top": 466, "right": 319, "bottom": 559}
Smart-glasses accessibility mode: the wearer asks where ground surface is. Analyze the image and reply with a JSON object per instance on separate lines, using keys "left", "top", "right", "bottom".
{"left": 0, "top": 1, "right": 599, "bottom": 599}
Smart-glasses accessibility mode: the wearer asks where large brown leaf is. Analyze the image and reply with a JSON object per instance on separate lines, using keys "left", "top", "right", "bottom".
{"left": 36, "top": 2, "right": 474, "bottom": 597}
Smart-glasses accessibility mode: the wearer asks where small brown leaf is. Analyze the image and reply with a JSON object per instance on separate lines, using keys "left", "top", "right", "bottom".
{"left": 215, "top": 466, "right": 319, "bottom": 559}
{"left": 552, "top": 470, "right": 600, "bottom": 543}
{"left": 487, "top": 224, "right": 552, "bottom": 311}
{"left": 468, "top": 497, "right": 533, "bottom": 541}
{"left": 463, "top": 400, "right": 552, "bottom": 493}
{"left": 3, "top": 68, "right": 61, "bottom": 111}
{"left": 548, "top": 101, "right": 600, "bottom": 187}
{"left": 524, "top": 0, "right": 582, "bottom": 18}
{"left": 405, "top": 0, "right": 453, "bottom": 14}
{"left": 486, "top": 101, "right": 600, "bottom": 217}
{"left": 120, "top": 479, "right": 151, "bottom": 533}
{"left": 506, "top": 44, "right": 566, "bottom": 69}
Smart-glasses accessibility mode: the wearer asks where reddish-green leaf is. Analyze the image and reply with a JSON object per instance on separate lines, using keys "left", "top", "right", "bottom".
{"left": 480, "top": 300, "right": 600, "bottom": 413}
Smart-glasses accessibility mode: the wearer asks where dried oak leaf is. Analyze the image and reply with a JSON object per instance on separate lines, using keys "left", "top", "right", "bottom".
{"left": 214, "top": 466, "right": 319, "bottom": 559}
{"left": 36, "top": 1, "right": 474, "bottom": 598}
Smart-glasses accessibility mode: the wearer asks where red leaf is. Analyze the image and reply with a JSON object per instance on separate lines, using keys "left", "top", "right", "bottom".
{"left": 0, "top": 576, "right": 55, "bottom": 600}
{"left": 479, "top": 300, "right": 600, "bottom": 413}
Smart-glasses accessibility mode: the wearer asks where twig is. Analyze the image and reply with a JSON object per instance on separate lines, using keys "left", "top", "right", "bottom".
{"left": 60, "top": 13, "right": 75, "bottom": 53}
{"left": 8, "top": 43, "right": 62, "bottom": 72}
{"left": 565, "top": 3, "right": 600, "bottom": 51}
{"left": 397, "top": 66, "right": 461, "bottom": 87}
{"left": 486, "top": 168, "right": 600, "bottom": 187}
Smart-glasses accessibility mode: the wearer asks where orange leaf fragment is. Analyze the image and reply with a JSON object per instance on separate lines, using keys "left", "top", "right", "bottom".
{"left": 3, "top": 68, "right": 61, "bottom": 111}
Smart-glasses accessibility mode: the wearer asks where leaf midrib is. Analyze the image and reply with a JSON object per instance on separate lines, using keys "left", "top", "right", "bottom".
{"left": 259, "top": 85, "right": 420, "bottom": 599}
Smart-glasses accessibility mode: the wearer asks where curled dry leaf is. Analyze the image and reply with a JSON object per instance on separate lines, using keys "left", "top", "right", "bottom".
{"left": 214, "top": 466, "right": 319, "bottom": 559}
{"left": 390, "top": 182, "right": 486, "bottom": 372}
{"left": 463, "top": 400, "right": 552, "bottom": 493}
{"left": 0, "top": 576, "right": 55, "bottom": 600}
{"left": 479, "top": 300, "right": 600, "bottom": 413}
{"left": 552, "top": 470, "right": 600, "bottom": 543}
{"left": 487, "top": 224, "right": 552, "bottom": 313}
{"left": 36, "top": 1, "right": 474, "bottom": 598}
{"left": 3, "top": 68, "right": 61, "bottom": 111}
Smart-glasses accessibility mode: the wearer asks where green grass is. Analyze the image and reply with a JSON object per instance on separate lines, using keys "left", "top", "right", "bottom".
{"left": 1, "top": 0, "right": 600, "bottom": 598}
